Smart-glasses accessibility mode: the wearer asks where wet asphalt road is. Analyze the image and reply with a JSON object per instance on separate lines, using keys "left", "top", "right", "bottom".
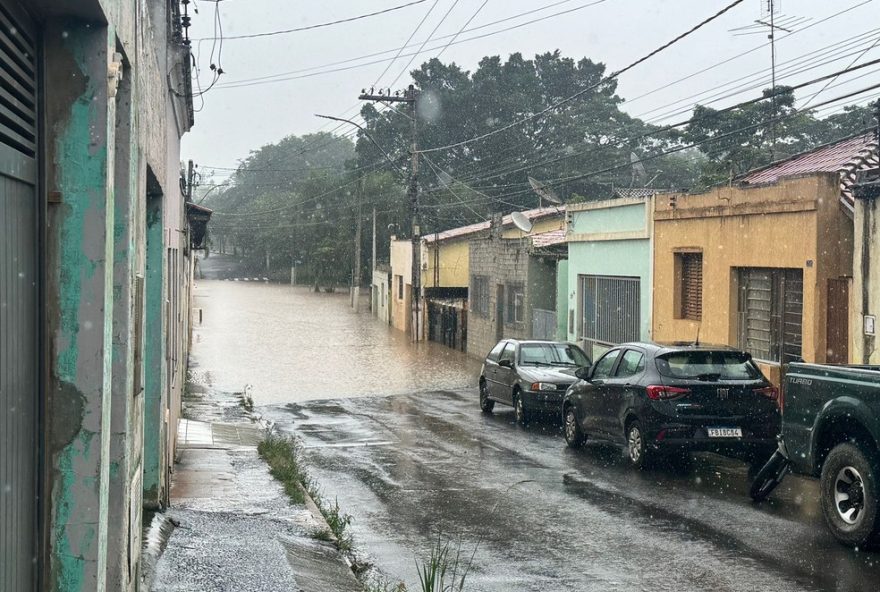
{"left": 195, "top": 254, "right": 880, "bottom": 591}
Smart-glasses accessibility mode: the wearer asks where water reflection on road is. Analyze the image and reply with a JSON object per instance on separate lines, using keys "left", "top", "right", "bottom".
{"left": 192, "top": 279, "right": 481, "bottom": 405}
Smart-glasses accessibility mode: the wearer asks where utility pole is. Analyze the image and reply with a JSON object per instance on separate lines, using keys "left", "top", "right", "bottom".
{"left": 352, "top": 176, "right": 363, "bottom": 311}
{"left": 371, "top": 206, "right": 377, "bottom": 313}
{"left": 185, "top": 159, "right": 195, "bottom": 201}
{"left": 359, "top": 84, "right": 421, "bottom": 341}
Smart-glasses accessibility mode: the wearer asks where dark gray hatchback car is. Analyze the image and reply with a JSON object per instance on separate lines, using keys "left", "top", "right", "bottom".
{"left": 479, "top": 339, "right": 592, "bottom": 424}
{"left": 562, "top": 342, "right": 781, "bottom": 468}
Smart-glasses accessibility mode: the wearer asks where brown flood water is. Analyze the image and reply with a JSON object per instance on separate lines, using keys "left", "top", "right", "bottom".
{"left": 191, "top": 280, "right": 481, "bottom": 405}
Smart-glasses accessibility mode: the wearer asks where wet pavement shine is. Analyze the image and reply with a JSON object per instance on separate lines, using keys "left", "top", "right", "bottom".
{"left": 193, "top": 255, "right": 880, "bottom": 592}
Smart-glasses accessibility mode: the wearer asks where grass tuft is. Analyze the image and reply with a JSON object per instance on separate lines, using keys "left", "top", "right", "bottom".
{"left": 257, "top": 433, "right": 307, "bottom": 504}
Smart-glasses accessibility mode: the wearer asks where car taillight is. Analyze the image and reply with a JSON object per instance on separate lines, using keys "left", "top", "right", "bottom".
{"left": 646, "top": 385, "right": 690, "bottom": 400}
{"left": 754, "top": 386, "right": 778, "bottom": 400}
{"left": 754, "top": 386, "right": 779, "bottom": 403}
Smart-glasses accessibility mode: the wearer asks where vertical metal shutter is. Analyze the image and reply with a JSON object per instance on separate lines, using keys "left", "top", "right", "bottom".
{"left": 0, "top": 1, "right": 38, "bottom": 591}
{"left": 681, "top": 253, "right": 702, "bottom": 321}
{"left": 580, "top": 275, "right": 640, "bottom": 345}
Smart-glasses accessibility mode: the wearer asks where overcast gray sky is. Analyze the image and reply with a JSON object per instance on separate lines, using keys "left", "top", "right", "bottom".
{"left": 183, "top": 0, "right": 879, "bottom": 171}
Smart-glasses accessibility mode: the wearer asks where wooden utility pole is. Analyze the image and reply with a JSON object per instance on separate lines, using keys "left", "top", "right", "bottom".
{"left": 359, "top": 84, "right": 421, "bottom": 341}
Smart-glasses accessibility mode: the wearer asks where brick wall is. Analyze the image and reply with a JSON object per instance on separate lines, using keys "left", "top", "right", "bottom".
{"left": 467, "top": 237, "right": 533, "bottom": 357}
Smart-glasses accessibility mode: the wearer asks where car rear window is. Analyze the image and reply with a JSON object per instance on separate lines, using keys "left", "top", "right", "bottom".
{"left": 655, "top": 351, "right": 762, "bottom": 380}
{"left": 520, "top": 343, "right": 590, "bottom": 367}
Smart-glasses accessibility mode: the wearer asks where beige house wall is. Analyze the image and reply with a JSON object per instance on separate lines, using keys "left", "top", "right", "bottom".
{"left": 390, "top": 239, "right": 413, "bottom": 333}
{"left": 652, "top": 173, "right": 853, "bottom": 384}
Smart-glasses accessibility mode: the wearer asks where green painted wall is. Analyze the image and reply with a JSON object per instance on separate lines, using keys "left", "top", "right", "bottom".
{"left": 556, "top": 259, "right": 568, "bottom": 340}
{"left": 143, "top": 196, "right": 165, "bottom": 508}
{"left": 45, "top": 22, "right": 115, "bottom": 592}
{"left": 566, "top": 202, "right": 652, "bottom": 360}
{"left": 570, "top": 202, "right": 646, "bottom": 234}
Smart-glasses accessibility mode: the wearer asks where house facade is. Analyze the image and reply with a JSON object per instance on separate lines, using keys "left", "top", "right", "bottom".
{"left": 371, "top": 263, "right": 392, "bottom": 325}
{"left": 0, "top": 1, "right": 198, "bottom": 591}
{"left": 390, "top": 238, "right": 413, "bottom": 334}
{"left": 653, "top": 168, "right": 859, "bottom": 385}
{"left": 566, "top": 196, "right": 654, "bottom": 361}
{"left": 424, "top": 207, "right": 564, "bottom": 351}
{"left": 467, "top": 215, "right": 567, "bottom": 357}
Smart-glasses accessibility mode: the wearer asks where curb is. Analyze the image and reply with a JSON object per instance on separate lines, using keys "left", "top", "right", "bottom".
{"left": 296, "top": 481, "right": 360, "bottom": 576}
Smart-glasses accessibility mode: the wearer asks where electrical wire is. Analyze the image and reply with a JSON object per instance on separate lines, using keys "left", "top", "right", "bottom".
{"left": 194, "top": 0, "right": 431, "bottom": 41}
{"left": 416, "top": 0, "right": 748, "bottom": 154}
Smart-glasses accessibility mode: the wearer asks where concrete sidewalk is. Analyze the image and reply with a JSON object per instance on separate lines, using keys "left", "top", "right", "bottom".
{"left": 148, "top": 415, "right": 362, "bottom": 592}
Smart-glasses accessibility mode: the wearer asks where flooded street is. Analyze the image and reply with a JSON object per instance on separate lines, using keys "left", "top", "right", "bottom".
{"left": 193, "top": 255, "right": 480, "bottom": 404}
{"left": 190, "top": 255, "right": 880, "bottom": 592}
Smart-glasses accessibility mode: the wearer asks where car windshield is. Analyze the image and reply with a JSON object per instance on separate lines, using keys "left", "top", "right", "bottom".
{"left": 655, "top": 351, "right": 762, "bottom": 380}
{"left": 519, "top": 343, "right": 589, "bottom": 367}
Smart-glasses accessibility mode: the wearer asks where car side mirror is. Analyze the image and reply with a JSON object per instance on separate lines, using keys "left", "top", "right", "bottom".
{"left": 498, "top": 359, "right": 512, "bottom": 368}
{"left": 575, "top": 365, "right": 592, "bottom": 381}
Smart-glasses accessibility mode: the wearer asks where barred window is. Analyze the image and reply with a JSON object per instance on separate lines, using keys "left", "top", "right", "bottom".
{"left": 676, "top": 252, "right": 703, "bottom": 321}
{"left": 471, "top": 275, "right": 489, "bottom": 316}
{"left": 506, "top": 283, "right": 524, "bottom": 324}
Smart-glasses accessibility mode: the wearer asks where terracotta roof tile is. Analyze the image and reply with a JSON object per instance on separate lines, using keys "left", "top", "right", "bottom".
{"left": 737, "top": 132, "right": 878, "bottom": 208}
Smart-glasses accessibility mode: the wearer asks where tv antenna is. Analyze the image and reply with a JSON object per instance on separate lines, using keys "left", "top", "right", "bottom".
{"left": 728, "top": 1, "right": 810, "bottom": 160}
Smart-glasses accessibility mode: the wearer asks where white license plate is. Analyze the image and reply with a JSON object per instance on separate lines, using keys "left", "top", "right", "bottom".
{"left": 707, "top": 427, "right": 742, "bottom": 438}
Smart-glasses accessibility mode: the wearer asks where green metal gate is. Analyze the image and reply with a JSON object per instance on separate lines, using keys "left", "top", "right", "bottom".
{"left": 0, "top": 1, "right": 39, "bottom": 590}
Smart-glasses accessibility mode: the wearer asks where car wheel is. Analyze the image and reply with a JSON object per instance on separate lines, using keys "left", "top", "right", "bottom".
{"left": 513, "top": 390, "right": 528, "bottom": 425}
{"left": 749, "top": 450, "right": 790, "bottom": 502}
{"left": 563, "top": 405, "right": 585, "bottom": 448}
{"left": 479, "top": 379, "right": 494, "bottom": 413}
{"left": 625, "top": 420, "right": 651, "bottom": 469}
{"left": 820, "top": 443, "right": 880, "bottom": 548}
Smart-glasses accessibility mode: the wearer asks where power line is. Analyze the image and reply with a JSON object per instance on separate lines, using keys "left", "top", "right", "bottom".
{"left": 416, "top": 0, "right": 748, "bottom": 154}
{"left": 372, "top": 0, "right": 441, "bottom": 87}
{"left": 194, "top": 0, "right": 431, "bottom": 41}
{"left": 212, "top": 0, "right": 610, "bottom": 89}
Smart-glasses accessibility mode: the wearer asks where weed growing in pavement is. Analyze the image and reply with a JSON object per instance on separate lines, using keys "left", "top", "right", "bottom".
{"left": 257, "top": 433, "right": 307, "bottom": 504}
{"left": 416, "top": 535, "right": 474, "bottom": 592}
{"left": 308, "top": 527, "right": 335, "bottom": 542}
{"left": 258, "top": 431, "right": 354, "bottom": 552}
{"left": 362, "top": 578, "right": 407, "bottom": 592}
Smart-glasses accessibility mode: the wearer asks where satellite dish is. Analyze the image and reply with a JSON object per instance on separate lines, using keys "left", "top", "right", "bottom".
{"left": 510, "top": 211, "right": 533, "bottom": 233}
{"left": 528, "top": 176, "right": 562, "bottom": 205}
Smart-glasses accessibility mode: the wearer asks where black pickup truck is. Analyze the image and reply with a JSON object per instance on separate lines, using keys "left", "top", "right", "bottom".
{"left": 751, "top": 363, "right": 880, "bottom": 547}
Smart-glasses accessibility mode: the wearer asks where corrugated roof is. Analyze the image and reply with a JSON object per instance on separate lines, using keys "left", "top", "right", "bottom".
{"left": 737, "top": 132, "right": 879, "bottom": 208}
{"left": 530, "top": 228, "right": 566, "bottom": 248}
{"left": 422, "top": 205, "right": 564, "bottom": 243}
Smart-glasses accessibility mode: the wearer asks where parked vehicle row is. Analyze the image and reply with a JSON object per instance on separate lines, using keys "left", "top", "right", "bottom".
{"left": 479, "top": 339, "right": 880, "bottom": 549}
{"left": 480, "top": 339, "right": 780, "bottom": 467}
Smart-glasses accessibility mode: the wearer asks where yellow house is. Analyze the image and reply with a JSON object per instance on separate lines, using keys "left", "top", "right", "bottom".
{"left": 652, "top": 136, "right": 877, "bottom": 385}
{"left": 422, "top": 206, "right": 565, "bottom": 289}
{"left": 420, "top": 207, "right": 565, "bottom": 349}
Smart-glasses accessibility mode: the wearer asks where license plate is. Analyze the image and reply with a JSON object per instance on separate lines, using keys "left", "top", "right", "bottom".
{"left": 707, "top": 427, "right": 742, "bottom": 438}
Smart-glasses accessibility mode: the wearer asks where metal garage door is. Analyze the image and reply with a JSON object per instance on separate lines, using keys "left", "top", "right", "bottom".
{"left": 0, "top": 1, "right": 39, "bottom": 590}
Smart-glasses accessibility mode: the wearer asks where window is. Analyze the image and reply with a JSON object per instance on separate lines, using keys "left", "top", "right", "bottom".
{"left": 519, "top": 343, "right": 590, "bottom": 367}
{"left": 656, "top": 351, "right": 761, "bottom": 380}
{"left": 499, "top": 343, "right": 516, "bottom": 365}
{"left": 615, "top": 350, "right": 645, "bottom": 378}
{"left": 396, "top": 275, "right": 404, "bottom": 300}
{"left": 471, "top": 275, "right": 489, "bottom": 316}
{"left": 487, "top": 340, "right": 506, "bottom": 362}
{"left": 579, "top": 275, "right": 640, "bottom": 345}
{"left": 737, "top": 268, "right": 803, "bottom": 363}
{"left": 506, "top": 283, "right": 524, "bottom": 324}
{"left": 676, "top": 252, "right": 702, "bottom": 320}
{"left": 591, "top": 349, "right": 621, "bottom": 380}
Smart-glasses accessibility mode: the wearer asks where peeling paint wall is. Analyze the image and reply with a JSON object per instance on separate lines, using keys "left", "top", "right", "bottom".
{"left": 36, "top": 0, "right": 196, "bottom": 589}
